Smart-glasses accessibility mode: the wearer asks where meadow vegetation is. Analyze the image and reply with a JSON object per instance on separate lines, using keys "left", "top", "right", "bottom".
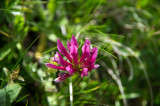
{"left": 0, "top": 0, "right": 160, "bottom": 105}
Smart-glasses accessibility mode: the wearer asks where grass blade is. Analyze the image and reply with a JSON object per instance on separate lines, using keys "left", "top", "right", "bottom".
{"left": 1, "top": 36, "right": 39, "bottom": 87}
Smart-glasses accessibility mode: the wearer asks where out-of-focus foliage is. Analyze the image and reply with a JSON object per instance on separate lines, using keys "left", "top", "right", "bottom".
{"left": 0, "top": 0, "right": 160, "bottom": 105}
{"left": 0, "top": 83, "right": 21, "bottom": 106}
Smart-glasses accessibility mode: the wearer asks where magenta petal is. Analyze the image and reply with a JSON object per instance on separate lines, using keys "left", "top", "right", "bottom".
{"left": 54, "top": 73, "right": 70, "bottom": 82}
{"left": 57, "top": 39, "right": 72, "bottom": 62}
{"left": 54, "top": 78, "right": 61, "bottom": 83}
{"left": 80, "top": 44, "right": 90, "bottom": 63}
{"left": 70, "top": 45, "right": 78, "bottom": 65}
{"left": 91, "top": 64, "right": 100, "bottom": 70}
{"left": 67, "top": 40, "right": 71, "bottom": 52}
{"left": 54, "top": 52, "right": 72, "bottom": 67}
{"left": 51, "top": 57, "right": 55, "bottom": 62}
{"left": 66, "top": 65, "right": 74, "bottom": 75}
{"left": 71, "top": 35, "right": 78, "bottom": 47}
{"left": 89, "top": 58, "right": 96, "bottom": 66}
{"left": 87, "top": 64, "right": 100, "bottom": 71}
{"left": 90, "top": 47, "right": 98, "bottom": 59}
{"left": 81, "top": 68, "right": 88, "bottom": 77}
{"left": 82, "top": 44, "right": 90, "bottom": 53}
{"left": 45, "top": 63, "right": 66, "bottom": 70}
{"left": 85, "top": 38, "right": 91, "bottom": 46}
{"left": 81, "top": 57, "right": 96, "bottom": 68}
{"left": 53, "top": 53, "right": 59, "bottom": 62}
{"left": 81, "top": 47, "right": 98, "bottom": 67}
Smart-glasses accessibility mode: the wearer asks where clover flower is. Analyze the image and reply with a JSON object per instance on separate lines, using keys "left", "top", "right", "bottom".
{"left": 45, "top": 35, "right": 99, "bottom": 82}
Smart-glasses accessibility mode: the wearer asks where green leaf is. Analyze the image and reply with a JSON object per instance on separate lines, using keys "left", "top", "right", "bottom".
{"left": 0, "top": 84, "right": 21, "bottom": 106}
{"left": 5, "top": 84, "right": 21, "bottom": 102}
{"left": 0, "top": 41, "right": 17, "bottom": 61}
{"left": 7, "top": 0, "right": 19, "bottom": 9}
{"left": 5, "top": 12, "right": 14, "bottom": 23}
{"left": 0, "top": 0, "right": 6, "bottom": 22}
{"left": 47, "top": 0, "right": 57, "bottom": 13}
{"left": 118, "top": 93, "right": 140, "bottom": 99}
{"left": 14, "top": 15, "right": 24, "bottom": 31}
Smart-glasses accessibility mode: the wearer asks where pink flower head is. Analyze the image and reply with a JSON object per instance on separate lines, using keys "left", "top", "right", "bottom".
{"left": 45, "top": 35, "right": 99, "bottom": 82}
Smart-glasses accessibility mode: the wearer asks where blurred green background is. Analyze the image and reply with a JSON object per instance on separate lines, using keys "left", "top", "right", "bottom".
{"left": 0, "top": 0, "right": 160, "bottom": 106}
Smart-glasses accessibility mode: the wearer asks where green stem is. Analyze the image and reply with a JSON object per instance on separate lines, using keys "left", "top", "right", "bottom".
{"left": 69, "top": 77, "right": 73, "bottom": 106}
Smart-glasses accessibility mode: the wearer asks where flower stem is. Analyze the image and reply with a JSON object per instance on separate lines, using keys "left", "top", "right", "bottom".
{"left": 69, "top": 77, "right": 73, "bottom": 106}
